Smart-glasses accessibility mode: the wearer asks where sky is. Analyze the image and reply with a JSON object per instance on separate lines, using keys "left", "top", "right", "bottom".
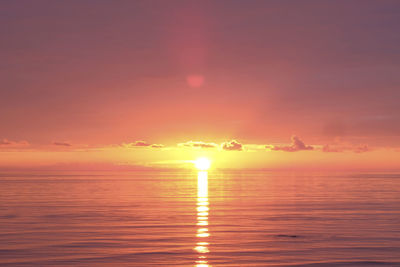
{"left": 1, "top": 0, "right": 400, "bottom": 170}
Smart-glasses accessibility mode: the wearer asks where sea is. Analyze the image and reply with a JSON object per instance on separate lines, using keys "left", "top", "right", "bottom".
{"left": 0, "top": 170, "right": 400, "bottom": 266}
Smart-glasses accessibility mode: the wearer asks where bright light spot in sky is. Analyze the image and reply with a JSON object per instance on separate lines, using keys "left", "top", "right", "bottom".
{"left": 194, "top": 157, "right": 211, "bottom": 170}
{"left": 186, "top": 74, "right": 204, "bottom": 88}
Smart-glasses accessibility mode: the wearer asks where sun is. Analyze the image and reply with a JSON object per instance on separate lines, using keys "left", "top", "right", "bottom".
{"left": 194, "top": 157, "right": 211, "bottom": 171}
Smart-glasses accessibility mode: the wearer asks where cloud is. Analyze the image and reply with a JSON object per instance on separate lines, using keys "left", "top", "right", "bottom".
{"left": 272, "top": 136, "right": 313, "bottom": 152}
{"left": 53, "top": 141, "right": 72, "bottom": 147}
{"left": 150, "top": 144, "right": 164, "bottom": 148}
{"left": 322, "top": 144, "right": 342, "bottom": 153}
{"left": 178, "top": 141, "right": 218, "bottom": 149}
{"left": 353, "top": 144, "right": 370, "bottom": 153}
{"left": 222, "top": 140, "right": 243, "bottom": 151}
{"left": 0, "top": 139, "right": 30, "bottom": 148}
{"left": 322, "top": 143, "right": 370, "bottom": 153}
{"left": 122, "top": 140, "right": 164, "bottom": 149}
{"left": 133, "top": 140, "right": 151, "bottom": 147}
{"left": 0, "top": 139, "right": 12, "bottom": 145}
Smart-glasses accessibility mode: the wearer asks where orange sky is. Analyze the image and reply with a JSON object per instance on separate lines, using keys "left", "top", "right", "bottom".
{"left": 1, "top": 138, "right": 399, "bottom": 171}
{"left": 1, "top": 1, "right": 400, "bottom": 170}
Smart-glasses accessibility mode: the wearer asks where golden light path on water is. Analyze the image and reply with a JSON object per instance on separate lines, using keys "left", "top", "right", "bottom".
{"left": 195, "top": 171, "right": 210, "bottom": 267}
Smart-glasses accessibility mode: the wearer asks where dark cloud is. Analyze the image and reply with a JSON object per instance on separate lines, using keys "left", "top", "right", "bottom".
{"left": 53, "top": 141, "right": 72, "bottom": 147}
{"left": 179, "top": 141, "right": 217, "bottom": 149}
{"left": 272, "top": 136, "right": 313, "bottom": 152}
{"left": 222, "top": 140, "right": 243, "bottom": 151}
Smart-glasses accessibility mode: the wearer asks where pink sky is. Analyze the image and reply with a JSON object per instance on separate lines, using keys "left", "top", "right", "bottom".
{"left": 1, "top": 1, "right": 399, "bottom": 169}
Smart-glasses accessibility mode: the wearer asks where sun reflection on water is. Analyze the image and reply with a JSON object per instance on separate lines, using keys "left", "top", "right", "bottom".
{"left": 195, "top": 171, "right": 210, "bottom": 266}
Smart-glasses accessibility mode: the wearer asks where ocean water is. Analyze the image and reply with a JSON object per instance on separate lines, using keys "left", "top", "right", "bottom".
{"left": 0, "top": 170, "right": 400, "bottom": 266}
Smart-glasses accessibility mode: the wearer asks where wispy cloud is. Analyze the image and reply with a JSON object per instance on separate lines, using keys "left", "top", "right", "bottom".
{"left": 272, "top": 136, "right": 313, "bottom": 152}
{"left": 178, "top": 141, "right": 218, "bottom": 149}
{"left": 122, "top": 140, "right": 164, "bottom": 149}
{"left": 133, "top": 140, "right": 151, "bottom": 147}
{"left": 322, "top": 143, "right": 370, "bottom": 153}
{"left": 150, "top": 144, "right": 164, "bottom": 148}
{"left": 53, "top": 141, "right": 72, "bottom": 147}
{"left": 0, "top": 139, "right": 30, "bottom": 148}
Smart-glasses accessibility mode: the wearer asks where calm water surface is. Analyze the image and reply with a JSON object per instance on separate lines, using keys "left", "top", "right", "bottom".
{"left": 1, "top": 170, "right": 400, "bottom": 266}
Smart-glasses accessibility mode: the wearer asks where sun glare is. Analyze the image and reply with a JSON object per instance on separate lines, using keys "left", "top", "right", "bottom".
{"left": 194, "top": 158, "right": 211, "bottom": 171}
